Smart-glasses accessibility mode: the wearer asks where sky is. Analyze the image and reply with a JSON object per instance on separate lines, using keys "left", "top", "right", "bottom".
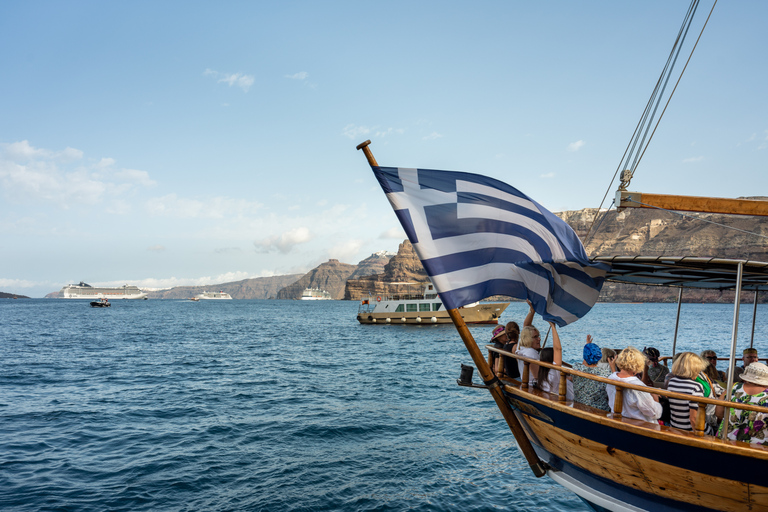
{"left": 1, "top": 1, "right": 766, "bottom": 298}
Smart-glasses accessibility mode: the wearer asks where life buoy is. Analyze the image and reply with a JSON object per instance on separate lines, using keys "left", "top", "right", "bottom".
{"left": 376, "top": 296, "right": 382, "bottom": 302}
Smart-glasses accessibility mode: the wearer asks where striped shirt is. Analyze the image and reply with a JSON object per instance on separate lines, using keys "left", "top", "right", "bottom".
{"left": 667, "top": 376, "right": 704, "bottom": 431}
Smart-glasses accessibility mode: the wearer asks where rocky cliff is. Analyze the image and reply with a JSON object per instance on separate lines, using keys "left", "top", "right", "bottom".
{"left": 275, "top": 259, "right": 358, "bottom": 300}
{"left": 344, "top": 241, "right": 430, "bottom": 300}
{"left": 148, "top": 274, "right": 302, "bottom": 299}
{"left": 345, "top": 206, "right": 768, "bottom": 303}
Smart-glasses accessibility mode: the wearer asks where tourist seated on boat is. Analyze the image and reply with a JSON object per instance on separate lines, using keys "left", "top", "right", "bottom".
{"left": 488, "top": 326, "right": 507, "bottom": 376}
{"left": 697, "top": 367, "right": 724, "bottom": 432}
{"left": 606, "top": 347, "right": 663, "bottom": 424}
{"left": 701, "top": 350, "right": 726, "bottom": 385}
{"left": 516, "top": 325, "right": 541, "bottom": 386}
{"left": 666, "top": 352, "right": 715, "bottom": 435}
{"left": 536, "top": 323, "right": 573, "bottom": 400}
{"left": 642, "top": 347, "right": 669, "bottom": 387}
{"left": 571, "top": 335, "right": 613, "bottom": 411}
{"left": 734, "top": 348, "right": 760, "bottom": 383}
{"left": 502, "top": 322, "right": 521, "bottom": 380}
{"left": 596, "top": 348, "right": 616, "bottom": 372}
{"left": 717, "top": 362, "right": 768, "bottom": 445}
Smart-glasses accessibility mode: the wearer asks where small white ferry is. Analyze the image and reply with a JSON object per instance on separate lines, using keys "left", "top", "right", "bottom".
{"left": 301, "top": 288, "right": 332, "bottom": 300}
{"left": 357, "top": 283, "right": 508, "bottom": 325}
{"left": 60, "top": 282, "right": 148, "bottom": 300}
{"left": 195, "top": 291, "right": 232, "bottom": 300}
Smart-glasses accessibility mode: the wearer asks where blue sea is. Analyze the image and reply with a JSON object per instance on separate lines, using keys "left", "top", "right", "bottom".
{"left": 1, "top": 299, "right": 764, "bottom": 511}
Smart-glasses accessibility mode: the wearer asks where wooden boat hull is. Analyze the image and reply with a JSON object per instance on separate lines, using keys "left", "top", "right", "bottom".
{"left": 357, "top": 302, "right": 508, "bottom": 325}
{"left": 503, "top": 386, "right": 768, "bottom": 512}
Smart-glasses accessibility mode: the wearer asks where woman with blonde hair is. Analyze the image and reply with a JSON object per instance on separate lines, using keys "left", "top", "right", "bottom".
{"left": 606, "top": 347, "right": 663, "bottom": 424}
{"left": 667, "top": 352, "right": 713, "bottom": 434}
{"left": 515, "top": 324, "right": 541, "bottom": 386}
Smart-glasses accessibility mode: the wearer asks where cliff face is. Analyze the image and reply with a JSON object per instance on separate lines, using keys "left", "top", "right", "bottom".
{"left": 347, "top": 251, "right": 394, "bottom": 280}
{"left": 276, "top": 259, "right": 358, "bottom": 300}
{"left": 561, "top": 206, "right": 768, "bottom": 302}
{"left": 344, "top": 240, "right": 430, "bottom": 300}
{"left": 558, "top": 207, "right": 768, "bottom": 261}
{"left": 148, "top": 274, "right": 302, "bottom": 299}
{"left": 346, "top": 207, "right": 768, "bottom": 303}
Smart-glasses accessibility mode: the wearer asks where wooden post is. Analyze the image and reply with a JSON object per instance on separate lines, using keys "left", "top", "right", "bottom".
{"left": 613, "top": 388, "right": 624, "bottom": 418}
{"left": 558, "top": 370, "right": 567, "bottom": 401}
{"left": 693, "top": 406, "right": 707, "bottom": 437}
{"left": 357, "top": 140, "right": 547, "bottom": 477}
{"left": 522, "top": 361, "right": 530, "bottom": 389}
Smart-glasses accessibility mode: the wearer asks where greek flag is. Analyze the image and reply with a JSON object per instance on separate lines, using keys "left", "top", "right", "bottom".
{"left": 372, "top": 166, "right": 609, "bottom": 326}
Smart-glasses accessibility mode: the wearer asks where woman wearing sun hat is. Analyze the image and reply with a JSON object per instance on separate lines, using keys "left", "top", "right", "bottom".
{"left": 487, "top": 325, "right": 508, "bottom": 376}
{"left": 717, "top": 362, "right": 768, "bottom": 445}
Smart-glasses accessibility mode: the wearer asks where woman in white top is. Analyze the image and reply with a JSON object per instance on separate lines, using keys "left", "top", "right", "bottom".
{"left": 606, "top": 346, "right": 663, "bottom": 424}
{"left": 537, "top": 322, "right": 574, "bottom": 400}
{"left": 516, "top": 301, "right": 540, "bottom": 386}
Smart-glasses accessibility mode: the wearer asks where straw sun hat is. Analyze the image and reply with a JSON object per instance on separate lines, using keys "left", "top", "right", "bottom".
{"left": 740, "top": 362, "right": 768, "bottom": 387}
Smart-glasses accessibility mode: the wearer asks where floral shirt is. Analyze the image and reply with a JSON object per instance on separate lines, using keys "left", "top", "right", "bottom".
{"left": 718, "top": 383, "right": 768, "bottom": 445}
{"left": 571, "top": 363, "right": 611, "bottom": 411}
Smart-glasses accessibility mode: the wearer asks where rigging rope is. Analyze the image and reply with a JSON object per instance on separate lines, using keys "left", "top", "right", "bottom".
{"left": 584, "top": 0, "right": 718, "bottom": 245}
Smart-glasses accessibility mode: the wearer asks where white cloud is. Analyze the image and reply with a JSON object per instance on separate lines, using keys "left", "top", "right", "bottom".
{"left": 97, "top": 271, "right": 256, "bottom": 291}
{"left": 145, "top": 194, "right": 264, "bottom": 219}
{"left": 423, "top": 132, "right": 443, "bottom": 140}
{"left": 540, "top": 172, "right": 555, "bottom": 179}
{"left": 204, "top": 69, "right": 254, "bottom": 92}
{"left": 286, "top": 72, "right": 308, "bottom": 80}
{"left": 0, "top": 278, "right": 42, "bottom": 289}
{"left": 380, "top": 227, "right": 406, "bottom": 239}
{"left": 328, "top": 239, "right": 364, "bottom": 261}
{"left": 375, "top": 127, "right": 405, "bottom": 138}
{"left": 255, "top": 226, "right": 313, "bottom": 254}
{"left": 682, "top": 156, "right": 705, "bottom": 163}
{"left": 147, "top": 245, "right": 166, "bottom": 252}
{"left": 567, "top": 140, "right": 585, "bottom": 152}
{"left": 343, "top": 124, "right": 371, "bottom": 140}
{"left": 0, "top": 141, "right": 155, "bottom": 210}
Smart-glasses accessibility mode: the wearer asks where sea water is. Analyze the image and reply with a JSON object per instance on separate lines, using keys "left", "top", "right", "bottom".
{"left": 1, "top": 299, "right": 764, "bottom": 511}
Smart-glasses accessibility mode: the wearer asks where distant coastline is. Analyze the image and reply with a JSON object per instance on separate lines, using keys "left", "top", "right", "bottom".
{"left": 0, "top": 292, "right": 29, "bottom": 299}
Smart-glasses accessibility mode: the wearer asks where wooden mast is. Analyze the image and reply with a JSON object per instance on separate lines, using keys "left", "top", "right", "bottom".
{"left": 356, "top": 140, "right": 547, "bottom": 478}
{"left": 616, "top": 190, "right": 768, "bottom": 216}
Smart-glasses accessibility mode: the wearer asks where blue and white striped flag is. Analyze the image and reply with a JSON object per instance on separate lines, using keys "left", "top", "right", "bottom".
{"left": 372, "top": 166, "right": 609, "bottom": 326}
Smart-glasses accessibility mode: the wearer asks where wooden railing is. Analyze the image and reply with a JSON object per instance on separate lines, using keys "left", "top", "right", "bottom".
{"left": 487, "top": 345, "right": 768, "bottom": 438}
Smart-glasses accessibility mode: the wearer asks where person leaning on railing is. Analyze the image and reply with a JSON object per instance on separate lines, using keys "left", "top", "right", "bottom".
{"left": 606, "top": 347, "right": 663, "bottom": 424}
{"left": 536, "top": 323, "right": 574, "bottom": 400}
{"left": 717, "top": 362, "right": 768, "bottom": 445}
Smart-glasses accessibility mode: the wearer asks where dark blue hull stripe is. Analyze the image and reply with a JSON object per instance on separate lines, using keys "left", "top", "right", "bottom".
{"left": 506, "top": 391, "right": 766, "bottom": 486}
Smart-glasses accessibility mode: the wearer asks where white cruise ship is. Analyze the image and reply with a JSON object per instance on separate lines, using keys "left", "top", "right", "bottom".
{"left": 195, "top": 291, "right": 232, "bottom": 300}
{"left": 301, "top": 288, "right": 332, "bottom": 300}
{"left": 60, "top": 282, "right": 148, "bottom": 300}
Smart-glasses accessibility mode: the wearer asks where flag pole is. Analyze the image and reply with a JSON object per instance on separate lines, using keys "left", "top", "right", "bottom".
{"left": 356, "top": 140, "right": 547, "bottom": 478}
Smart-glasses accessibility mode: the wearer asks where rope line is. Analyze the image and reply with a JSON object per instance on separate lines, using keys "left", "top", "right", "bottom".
{"left": 585, "top": 0, "right": 717, "bottom": 244}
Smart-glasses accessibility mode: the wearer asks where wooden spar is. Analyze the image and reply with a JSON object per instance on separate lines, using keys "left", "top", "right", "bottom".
{"left": 446, "top": 308, "right": 547, "bottom": 477}
{"left": 356, "top": 140, "right": 378, "bottom": 167}
{"left": 355, "top": 139, "right": 546, "bottom": 478}
{"left": 616, "top": 190, "right": 768, "bottom": 216}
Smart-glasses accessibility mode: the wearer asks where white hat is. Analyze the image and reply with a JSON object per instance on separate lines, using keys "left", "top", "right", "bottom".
{"left": 740, "top": 362, "right": 768, "bottom": 387}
